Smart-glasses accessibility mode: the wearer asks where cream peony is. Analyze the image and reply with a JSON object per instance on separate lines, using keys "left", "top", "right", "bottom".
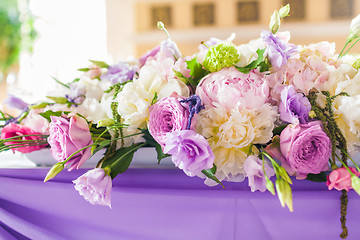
{"left": 197, "top": 103, "right": 277, "bottom": 182}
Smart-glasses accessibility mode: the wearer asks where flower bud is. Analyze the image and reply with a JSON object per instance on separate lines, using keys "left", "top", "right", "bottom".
{"left": 279, "top": 4, "right": 290, "bottom": 18}
{"left": 275, "top": 178, "right": 294, "bottom": 212}
{"left": 97, "top": 118, "right": 115, "bottom": 127}
{"left": 269, "top": 10, "right": 281, "bottom": 34}
{"left": 278, "top": 166, "right": 292, "bottom": 184}
{"left": 266, "top": 179, "right": 276, "bottom": 195}
{"left": 347, "top": 14, "right": 360, "bottom": 42}
{"left": 351, "top": 175, "right": 360, "bottom": 196}
{"left": 44, "top": 162, "right": 64, "bottom": 182}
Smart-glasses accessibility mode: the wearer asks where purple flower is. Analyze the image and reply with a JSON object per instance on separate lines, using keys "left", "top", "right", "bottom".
{"left": 261, "top": 30, "right": 297, "bottom": 68}
{"left": 280, "top": 121, "right": 331, "bottom": 179}
{"left": 48, "top": 115, "right": 93, "bottom": 171}
{"left": 180, "top": 95, "right": 204, "bottom": 130}
{"left": 243, "top": 155, "right": 275, "bottom": 192}
{"left": 65, "top": 83, "right": 86, "bottom": 105}
{"left": 279, "top": 85, "right": 311, "bottom": 124}
{"left": 164, "top": 130, "right": 214, "bottom": 176}
{"left": 73, "top": 168, "right": 112, "bottom": 207}
{"left": 4, "top": 95, "right": 28, "bottom": 111}
{"left": 100, "top": 62, "right": 136, "bottom": 84}
{"left": 148, "top": 96, "right": 189, "bottom": 147}
{"left": 139, "top": 45, "right": 161, "bottom": 66}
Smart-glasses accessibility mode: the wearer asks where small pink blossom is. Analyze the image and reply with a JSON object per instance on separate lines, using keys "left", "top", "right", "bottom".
{"left": 327, "top": 167, "right": 360, "bottom": 191}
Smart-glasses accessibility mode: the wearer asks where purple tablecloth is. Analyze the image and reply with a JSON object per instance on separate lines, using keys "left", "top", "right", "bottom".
{"left": 0, "top": 168, "right": 359, "bottom": 240}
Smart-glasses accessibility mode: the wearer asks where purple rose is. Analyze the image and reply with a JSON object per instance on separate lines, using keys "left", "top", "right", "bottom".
{"left": 148, "top": 96, "right": 189, "bottom": 147}
{"left": 243, "top": 155, "right": 275, "bottom": 192}
{"left": 280, "top": 121, "right": 331, "bottom": 179}
{"left": 164, "top": 130, "right": 214, "bottom": 176}
{"left": 48, "top": 115, "right": 93, "bottom": 171}
{"left": 279, "top": 85, "right": 311, "bottom": 124}
{"left": 73, "top": 168, "right": 112, "bottom": 207}
{"left": 261, "top": 30, "right": 297, "bottom": 68}
{"left": 100, "top": 62, "right": 136, "bottom": 84}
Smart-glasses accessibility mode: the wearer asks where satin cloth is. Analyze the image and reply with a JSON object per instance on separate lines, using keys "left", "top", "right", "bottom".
{"left": 0, "top": 168, "right": 359, "bottom": 240}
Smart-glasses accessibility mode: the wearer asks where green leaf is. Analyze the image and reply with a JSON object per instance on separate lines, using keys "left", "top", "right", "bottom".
{"left": 186, "top": 57, "right": 209, "bottom": 85}
{"left": 273, "top": 125, "right": 288, "bottom": 136}
{"left": 235, "top": 48, "right": 265, "bottom": 73}
{"left": 50, "top": 76, "right": 69, "bottom": 88}
{"left": 202, "top": 165, "right": 225, "bottom": 188}
{"left": 155, "top": 143, "right": 170, "bottom": 164}
{"left": 46, "top": 96, "right": 69, "bottom": 104}
{"left": 39, "top": 110, "right": 68, "bottom": 122}
{"left": 29, "top": 102, "right": 50, "bottom": 109}
{"left": 173, "top": 69, "right": 191, "bottom": 85}
{"left": 151, "top": 92, "right": 158, "bottom": 106}
{"left": 77, "top": 67, "right": 90, "bottom": 72}
{"left": 101, "top": 143, "right": 142, "bottom": 179}
{"left": 89, "top": 60, "right": 109, "bottom": 68}
{"left": 306, "top": 172, "right": 327, "bottom": 183}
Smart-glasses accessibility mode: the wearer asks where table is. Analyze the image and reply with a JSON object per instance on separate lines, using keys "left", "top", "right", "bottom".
{"left": 0, "top": 168, "right": 359, "bottom": 240}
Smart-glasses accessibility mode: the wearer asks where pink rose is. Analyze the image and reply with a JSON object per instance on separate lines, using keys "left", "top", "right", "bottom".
{"left": 1, "top": 123, "right": 47, "bottom": 153}
{"left": 148, "top": 96, "right": 189, "bottom": 147}
{"left": 48, "top": 115, "right": 93, "bottom": 171}
{"left": 196, "top": 67, "right": 269, "bottom": 110}
{"left": 280, "top": 121, "right": 331, "bottom": 179}
{"left": 326, "top": 167, "right": 360, "bottom": 191}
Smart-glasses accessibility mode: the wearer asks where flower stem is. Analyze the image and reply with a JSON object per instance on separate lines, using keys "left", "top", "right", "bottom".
{"left": 340, "top": 190, "right": 348, "bottom": 239}
{"left": 339, "top": 40, "right": 351, "bottom": 58}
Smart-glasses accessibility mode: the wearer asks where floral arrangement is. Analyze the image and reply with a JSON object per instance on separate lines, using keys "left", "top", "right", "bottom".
{"left": 2, "top": 4, "right": 360, "bottom": 238}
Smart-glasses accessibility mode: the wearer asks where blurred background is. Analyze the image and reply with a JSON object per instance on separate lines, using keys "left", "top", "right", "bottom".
{"left": 0, "top": 0, "right": 359, "bottom": 109}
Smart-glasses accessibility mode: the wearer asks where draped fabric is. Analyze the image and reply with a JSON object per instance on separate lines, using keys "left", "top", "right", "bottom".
{"left": 0, "top": 168, "right": 359, "bottom": 240}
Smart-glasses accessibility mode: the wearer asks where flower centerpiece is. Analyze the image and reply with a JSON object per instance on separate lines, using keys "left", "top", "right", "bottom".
{"left": 2, "top": 4, "right": 360, "bottom": 238}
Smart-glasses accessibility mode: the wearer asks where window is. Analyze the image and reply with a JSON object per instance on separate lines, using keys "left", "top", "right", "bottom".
{"left": 152, "top": 5, "right": 172, "bottom": 28}
{"left": 330, "top": 0, "right": 353, "bottom": 19}
{"left": 237, "top": 1, "right": 259, "bottom": 23}
{"left": 193, "top": 3, "right": 215, "bottom": 26}
{"left": 282, "top": 0, "right": 305, "bottom": 21}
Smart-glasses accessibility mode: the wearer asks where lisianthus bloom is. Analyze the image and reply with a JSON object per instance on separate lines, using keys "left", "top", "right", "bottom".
{"left": 196, "top": 67, "right": 269, "bottom": 110}
{"left": 279, "top": 85, "right": 311, "bottom": 124}
{"left": 65, "top": 82, "right": 86, "bottom": 105}
{"left": 73, "top": 168, "right": 112, "bottom": 207}
{"left": 327, "top": 167, "right": 360, "bottom": 191}
{"left": 148, "top": 96, "right": 189, "bottom": 147}
{"left": 48, "top": 115, "right": 93, "bottom": 170}
{"left": 1, "top": 123, "right": 47, "bottom": 153}
{"left": 164, "top": 130, "right": 214, "bottom": 176}
{"left": 261, "top": 30, "right": 297, "bottom": 68}
{"left": 100, "top": 62, "right": 136, "bottom": 84}
{"left": 280, "top": 121, "right": 331, "bottom": 179}
{"left": 348, "top": 14, "right": 360, "bottom": 42}
{"left": 243, "top": 155, "right": 275, "bottom": 192}
{"left": 4, "top": 95, "right": 28, "bottom": 111}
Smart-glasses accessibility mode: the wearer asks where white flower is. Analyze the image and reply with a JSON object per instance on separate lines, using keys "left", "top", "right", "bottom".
{"left": 76, "top": 98, "right": 107, "bottom": 123}
{"left": 116, "top": 62, "right": 189, "bottom": 131}
{"left": 196, "top": 103, "right": 277, "bottom": 183}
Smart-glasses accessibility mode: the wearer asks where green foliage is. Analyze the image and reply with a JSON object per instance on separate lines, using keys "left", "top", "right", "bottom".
{"left": 201, "top": 165, "right": 224, "bottom": 188}
{"left": 235, "top": 49, "right": 266, "bottom": 73}
{"left": 141, "top": 129, "right": 170, "bottom": 164}
{"left": 39, "top": 110, "right": 69, "bottom": 122}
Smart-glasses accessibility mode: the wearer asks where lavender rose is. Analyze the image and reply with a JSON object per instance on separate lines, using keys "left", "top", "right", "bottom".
{"left": 100, "top": 62, "right": 136, "bottom": 84}
{"left": 279, "top": 85, "right": 311, "bottom": 124}
{"left": 164, "top": 130, "right": 214, "bottom": 176}
{"left": 73, "top": 168, "right": 112, "bottom": 207}
{"left": 243, "top": 155, "right": 275, "bottom": 192}
{"left": 280, "top": 121, "right": 331, "bottom": 179}
{"left": 48, "top": 115, "right": 93, "bottom": 171}
{"left": 148, "top": 96, "right": 189, "bottom": 147}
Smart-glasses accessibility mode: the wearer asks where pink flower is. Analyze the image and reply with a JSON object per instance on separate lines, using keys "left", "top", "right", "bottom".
{"left": 280, "top": 121, "right": 331, "bottom": 179}
{"left": 48, "top": 115, "right": 93, "bottom": 171}
{"left": 73, "top": 168, "right": 112, "bottom": 207}
{"left": 196, "top": 67, "right": 269, "bottom": 110}
{"left": 1, "top": 123, "right": 47, "bottom": 153}
{"left": 244, "top": 155, "right": 275, "bottom": 192}
{"left": 326, "top": 167, "right": 360, "bottom": 191}
{"left": 148, "top": 96, "right": 189, "bottom": 147}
